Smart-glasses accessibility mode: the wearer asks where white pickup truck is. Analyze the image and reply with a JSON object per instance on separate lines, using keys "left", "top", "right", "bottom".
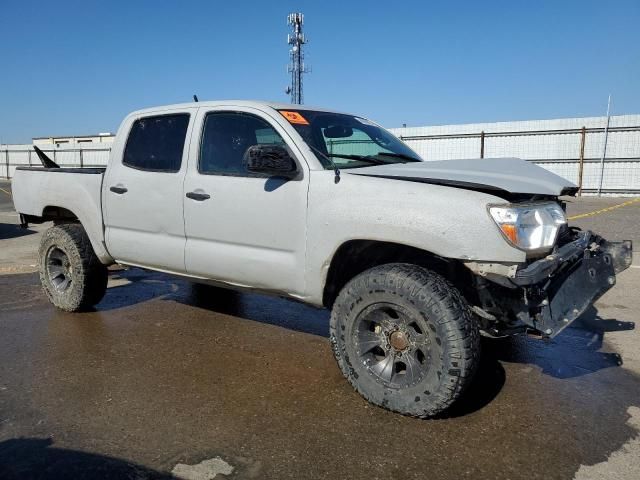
{"left": 12, "top": 100, "right": 632, "bottom": 417}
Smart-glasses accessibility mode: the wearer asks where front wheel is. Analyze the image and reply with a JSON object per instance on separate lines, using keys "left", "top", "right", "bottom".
{"left": 38, "top": 224, "right": 108, "bottom": 312}
{"left": 330, "top": 263, "right": 480, "bottom": 418}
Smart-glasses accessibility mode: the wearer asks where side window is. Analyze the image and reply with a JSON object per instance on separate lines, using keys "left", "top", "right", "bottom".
{"left": 199, "top": 112, "right": 287, "bottom": 175}
{"left": 123, "top": 114, "right": 190, "bottom": 172}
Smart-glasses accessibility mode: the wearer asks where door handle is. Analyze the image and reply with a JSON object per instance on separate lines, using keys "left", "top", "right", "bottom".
{"left": 186, "top": 191, "right": 211, "bottom": 201}
{"left": 110, "top": 186, "right": 128, "bottom": 194}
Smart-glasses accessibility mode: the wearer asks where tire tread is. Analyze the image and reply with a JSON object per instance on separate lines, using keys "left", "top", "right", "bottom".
{"left": 330, "top": 263, "right": 480, "bottom": 418}
{"left": 38, "top": 223, "right": 108, "bottom": 312}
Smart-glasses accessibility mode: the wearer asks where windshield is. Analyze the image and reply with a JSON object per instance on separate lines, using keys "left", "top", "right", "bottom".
{"left": 278, "top": 110, "right": 423, "bottom": 169}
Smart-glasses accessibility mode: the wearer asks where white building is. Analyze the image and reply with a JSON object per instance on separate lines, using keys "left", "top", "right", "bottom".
{"left": 32, "top": 133, "right": 115, "bottom": 147}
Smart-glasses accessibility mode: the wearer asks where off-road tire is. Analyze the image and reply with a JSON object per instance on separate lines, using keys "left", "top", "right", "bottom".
{"left": 38, "top": 223, "right": 108, "bottom": 312}
{"left": 330, "top": 263, "right": 480, "bottom": 418}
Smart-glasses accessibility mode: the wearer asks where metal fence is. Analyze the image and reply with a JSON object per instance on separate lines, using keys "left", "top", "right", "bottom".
{"left": 0, "top": 146, "right": 111, "bottom": 179}
{"left": 390, "top": 117, "right": 640, "bottom": 196}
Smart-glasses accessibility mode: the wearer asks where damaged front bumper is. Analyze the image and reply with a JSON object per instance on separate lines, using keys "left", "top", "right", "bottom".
{"left": 506, "top": 231, "right": 632, "bottom": 337}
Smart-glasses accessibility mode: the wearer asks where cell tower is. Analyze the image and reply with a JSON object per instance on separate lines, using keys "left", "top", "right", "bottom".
{"left": 286, "top": 13, "right": 310, "bottom": 104}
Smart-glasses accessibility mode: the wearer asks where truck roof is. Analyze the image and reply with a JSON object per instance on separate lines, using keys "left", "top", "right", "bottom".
{"left": 128, "top": 100, "right": 348, "bottom": 117}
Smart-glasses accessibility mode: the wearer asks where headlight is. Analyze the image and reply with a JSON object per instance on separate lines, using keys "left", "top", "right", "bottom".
{"left": 488, "top": 202, "right": 567, "bottom": 251}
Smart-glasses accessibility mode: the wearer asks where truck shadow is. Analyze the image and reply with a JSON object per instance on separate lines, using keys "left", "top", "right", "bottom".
{"left": 95, "top": 268, "right": 185, "bottom": 312}
{"left": 98, "top": 269, "right": 331, "bottom": 336}
{"left": 0, "top": 438, "right": 174, "bottom": 479}
{"left": 187, "top": 282, "right": 331, "bottom": 336}
{"left": 0, "top": 222, "right": 35, "bottom": 240}
{"left": 488, "top": 305, "right": 632, "bottom": 379}
{"left": 444, "top": 305, "right": 633, "bottom": 417}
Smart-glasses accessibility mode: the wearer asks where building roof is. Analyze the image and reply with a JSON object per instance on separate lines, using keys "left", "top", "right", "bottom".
{"left": 32, "top": 133, "right": 114, "bottom": 140}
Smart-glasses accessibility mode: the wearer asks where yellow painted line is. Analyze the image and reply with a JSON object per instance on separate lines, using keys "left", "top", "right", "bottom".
{"left": 0, "top": 186, "right": 11, "bottom": 197}
{"left": 568, "top": 197, "right": 640, "bottom": 220}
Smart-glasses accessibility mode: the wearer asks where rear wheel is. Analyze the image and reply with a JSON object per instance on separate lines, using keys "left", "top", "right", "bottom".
{"left": 39, "top": 224, "right": 108, "bottom": 312}
{"left": 330, "top": 263, "right": 480, "bottom": 418}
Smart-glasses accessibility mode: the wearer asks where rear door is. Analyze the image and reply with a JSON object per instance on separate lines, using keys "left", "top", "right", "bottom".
{"left": 182, "top": 106, "right": 308, "bottom": 296}
{"left": 103, "top": 108, "right": 196, "bottom": 272}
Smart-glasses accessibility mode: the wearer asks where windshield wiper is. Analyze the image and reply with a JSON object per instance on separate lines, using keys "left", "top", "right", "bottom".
{"left": 374, "top": 152, "right": 422, "bottom": 163}
{"left": 305, "top": 145, "right": 398, "bottom": 181}
{"left": 324, "top": 153, "right": 387, "bottom": 165}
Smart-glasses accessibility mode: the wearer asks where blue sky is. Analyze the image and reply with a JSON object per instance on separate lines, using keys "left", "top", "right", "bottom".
{"left": 0, "top": 0, "right": 638, "bottom": 143}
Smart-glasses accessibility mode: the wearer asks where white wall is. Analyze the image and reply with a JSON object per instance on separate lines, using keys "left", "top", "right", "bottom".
{"left": 390, "top": 115, "right": 640, "bottom": 194}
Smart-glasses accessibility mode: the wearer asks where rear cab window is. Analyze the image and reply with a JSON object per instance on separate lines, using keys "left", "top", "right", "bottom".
{"left": 123, "top": 114, "right": 190, "bottom": 172}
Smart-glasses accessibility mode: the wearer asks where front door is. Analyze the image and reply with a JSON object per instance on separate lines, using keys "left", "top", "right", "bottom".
{"left": 183, "top": 107, "right": 308, "bottom": 296}
{"left": 103, "top": 109, "right": 196, "bottom": 272}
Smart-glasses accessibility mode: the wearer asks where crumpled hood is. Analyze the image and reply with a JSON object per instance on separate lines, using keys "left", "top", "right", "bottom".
{"left": 347, "top": 157, "right": 577, "bottom": 196}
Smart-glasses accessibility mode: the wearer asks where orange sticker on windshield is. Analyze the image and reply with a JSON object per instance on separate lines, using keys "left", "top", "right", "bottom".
{"left": 280, "top": 110, "right": 309, "bottom": 125}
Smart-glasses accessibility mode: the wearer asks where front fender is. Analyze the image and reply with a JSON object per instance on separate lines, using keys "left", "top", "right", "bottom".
{"left": 304, "top": 170, "right": 525, "bottom": 304}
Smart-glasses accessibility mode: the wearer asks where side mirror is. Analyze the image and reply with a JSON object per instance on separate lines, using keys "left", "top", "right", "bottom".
{"left": 243, "top": 145, "right": 298, "bottom": 178}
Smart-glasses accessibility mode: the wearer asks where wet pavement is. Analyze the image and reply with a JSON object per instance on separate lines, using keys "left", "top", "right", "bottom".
{"left": 1, "top": 180, "right": 639, "bottom": 479}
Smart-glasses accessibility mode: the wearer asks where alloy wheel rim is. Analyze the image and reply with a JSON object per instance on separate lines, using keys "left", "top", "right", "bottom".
{"left": 354, "top": 303, "right": 432, "bottom": 389}
{"left": 46, "top": 247, "right": 73, "bottom": 292}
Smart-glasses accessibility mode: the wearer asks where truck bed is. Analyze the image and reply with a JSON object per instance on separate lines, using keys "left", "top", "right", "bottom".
{"left": 11, "top": 167, "right": 111, "bottom": 262}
